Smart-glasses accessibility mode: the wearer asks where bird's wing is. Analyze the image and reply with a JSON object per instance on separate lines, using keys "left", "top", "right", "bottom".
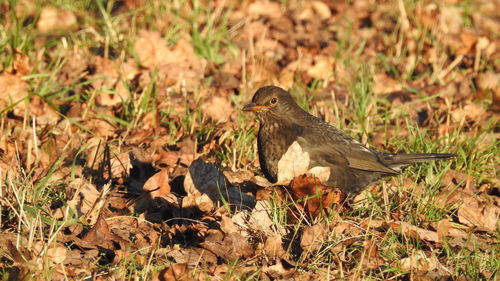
{"left": 297, "top": 134, "right": 398, "bottom": 175}
{"left": 343, "top": 142, "right": 399, "bottom": 174}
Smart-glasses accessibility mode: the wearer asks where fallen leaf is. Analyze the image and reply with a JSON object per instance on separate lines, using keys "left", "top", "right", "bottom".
{"left": 399, "top": 250, "right": 450, "bottom": 274}
{"left": 362, "top": 240, "right": 383, "bottom": 269}
{"left": 248, "top": 0, "right": 282, "bottom": 19}
{"left": 183, "top": 158, "right": 256, "bottom": 212}
{"left": 450, "top": 102, "right": 486, "bottom": 124}
{"left": 457, "top": 193, "right": 500, "bottom": 232}
{"left": 143, "top": 169, "right": 171, "bottom": 199}
{"left": 289, "top": 174, "right": 344, "bottom": 218}
{"left": 263, "top": 234, "right": 287, "bottom": 259}
{"left": 220, "top": 215, "right": 239, "bottom": 234}
{"left": 307, "top": 55, "right": 334, "bottom": 80}
{"left": 0, "top": 72, "right": 29, "bottom": 116}
{"left": 276, "top": 141, "right": 330, "bottom": 185}
{"left": 388, "top": 221, "right": 439, "bottom": 242}
{"left": 203, "top": 95, "right": 234, "bottom": 123}
{"left": 436, "top": 219, "right": 452, "bottom": 241}
{"left": 246, "top": 200, "right": 277, "bottom": 234}
{"left": 33, "top": 242, "right": 67, "bottom": 264}
{"left": 201, "top": 229, "right": 254, "bottom": 260}
{"left": 300, "top": 223, "right": 328, "bottom": 253}
{"left": 153, "top": 264, "right": 189, "bottom": 281}
{"left": 373, "top": 73, "right": 402, "bottom": 95}
{"left": 67, "top": 178, "right": 101, "bottom": 223}
{"left": 166, "top": 248, "right": 217, "bottom": 266}
{"left": 476, "top": 71, "right": 499, "bottom": 91}
{"left": 37, "top": 7, "right": 76, "bottom": 33}
{"left": 81, "top": 213, "right": 129, "bottom": 250}
{"left": 311, "top": 1, "right": 332, "bottom": 20}
{"left": 109, "top": 152, "right": 132, "bottom": 179}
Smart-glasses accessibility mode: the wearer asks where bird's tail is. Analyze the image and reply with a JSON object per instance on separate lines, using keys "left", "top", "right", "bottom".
{"left": 380, "top": 153, "right": 456, "bottom": 171}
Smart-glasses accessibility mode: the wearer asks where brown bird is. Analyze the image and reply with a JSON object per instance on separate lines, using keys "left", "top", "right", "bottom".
{"left": 243, "top": 86, "right": 455, "bottom": 194}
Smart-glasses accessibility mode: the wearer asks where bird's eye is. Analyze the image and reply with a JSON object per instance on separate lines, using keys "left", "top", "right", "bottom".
{"left": 270, "top": 97, "right": 278, "bottom": 104}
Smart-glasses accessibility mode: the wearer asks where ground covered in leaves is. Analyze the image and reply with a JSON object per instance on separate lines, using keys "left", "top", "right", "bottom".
{"left": 0, "top": 0, "right": 499, "bottom": 280}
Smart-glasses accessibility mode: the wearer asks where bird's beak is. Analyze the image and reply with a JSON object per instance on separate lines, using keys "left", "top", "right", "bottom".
{"left": 243, "top": 103, "right": 270, "bottom": 112}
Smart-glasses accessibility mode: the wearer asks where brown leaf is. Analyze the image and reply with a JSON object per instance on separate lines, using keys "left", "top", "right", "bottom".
{"left": 307, "top": 55, "right": 334, "bottom": 80}
{"left": 37, "top": 7, "right": 76, "bottom": 33}
{"left": 399, "top": 250, "right": 450, "bottom": 274}
{"left": 0, "top": 72, "right": 29, "bottom": 116}
{"left": 11, "top": 51, "right": 31, "bottom": 76}
{"left": 247, "top": 0, "right": 282, "bottom": 19}
{"left": 183, "top": 158, "right": 256, "bottom": 212}
{"left": 300, "top": 223, "right": 328, "bottom": 252}
{"left": 388, "top": 221, "right": 439, "bottom": 242}
{"left": 277, "top": 141, "right": 330, "bottom": 185}
{"left": 220, "top": 215, "right": 239, "bottom": 234}
{"left": 289, "top": 174, "right": 344, "bottom": 218}
{"left": 436, "top": 219, "right": 452, "bottom": 242}
{"left": 134, "top": 31, "right": 206, "bottom": 91}
{"left": 109, "top": 152, "right": 132, "bottom": 179}
{"left": 201, "top": 230, "right": 254, "bottom": 260}
{"left": 373, "top": 73, "right": 403, "bottom": 95}
{"left": 451, "top": 102, "right": 486, "bottom": 124}
{"left": 67, "top": 178, "right": 101, "bottom": 223}
{"left": 476, "top": 71, "right": 499, "bottom": 91}
{"left": 29, "top": 95, "right": 60, "bottom": 126}
{"left": 457, "top": 193, "right": 500, "bottom": 232}
{"left": 203, "top": 95, "right": 234, "bottom": 123}
{"left": 143, "top": 169, "right": 171, "bottom": 199}
{"left": 311, "top": 1, "right": 332, "bottom": 20}
{"left": 263, "top": 234, "right": 287, "bottom": 259}
{"left": 81, "top": 213, "right": 129, "bottom": 249}
{"left": 362, "top": 240, "right": 382, "bottom": 269}
{"left": 166, "top": 248, "right": 217, "bottom": 267}
{"left": 153, "top": 264, "right": 189, "bottom": 281}
{"left": 33, "top": 242, "right": 67, "bottom": 264}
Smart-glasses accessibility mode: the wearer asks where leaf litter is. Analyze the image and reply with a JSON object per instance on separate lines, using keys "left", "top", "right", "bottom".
{"left": 0, "top": 0, "right": 498, "bottom": 280}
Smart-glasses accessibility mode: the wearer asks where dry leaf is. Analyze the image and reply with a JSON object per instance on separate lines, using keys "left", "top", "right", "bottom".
{"left": 451, "top": 102, "right": 486, "bottom": 124}
{"left": 276, "top": 141, "right": 330, "bottom": 185}
{"left": 153, "top": 264, "right": 189, "bottom": 281}
{"left": 33, "top": 242, "right": 67, "bottom": 264}
{"left": 67, "top": 178, "right": 101, "bottom": 222}
{"left": 203, "top": 95, "right": 234, "bottom": 123}
{"left": 373, "top": 73, "right": 402, "bottom": 95}
{"left": 307, "top": 55, "right": 334, "bottom": 80}
{"left": 438, "top": 6, "right": 462, "bottom": 35}
{"left": 263, "top": 234, "right": 287, "bottom": 259}
{"left": 248, "top": 0, "right": 282, "bottom": 18}
{"left": 457, "top": 194, "right": 500, "bottom": 232}
{"left": 388, "top": 221, "right": 439, "bottom": 242}
{"left": 436, "top": 219, "right": 452, "bottom": 241}
{"left": 399, "top": 250, "right": 450, "bottom": 274}
{"left": 201, "top": 230, "right": 254, "bottom": 260}
{"left": 143, "top": 169, "right": 171, "bottom": 199}
{"left": 289, "top": 174, "right": 344, "bottom": 218}
{"left": 183, "top": 158, "right": 256, "bottom": 212}
{"left": 166, "top": 248, "right": 217, "bottom": 266}
{"left": 300, "top": 223, "right": 328, "bottom": 252}
{"left": 109, "top": 152, "right": 132, "bottom": 179}
{"left": 220, "top": 215, "right": 239, "bottom": 234}
{"left": 311, "top": 1, "right": 331, "bottom": 20}
{"left": 81, "top": 213, "right": 129, "bottom": 249}
{"left": 37, "top": 7, "right": 76, "bottom": 33}
{"left": 477, "top": 71, "right": 499, "bottom": 91}
{"left": 0, "top": 72, "right": 29, "bottom": 116}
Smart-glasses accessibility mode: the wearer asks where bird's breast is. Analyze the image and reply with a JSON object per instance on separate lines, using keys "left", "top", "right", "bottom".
{"left": 257, "top": 119, "right": 301, "bottom": 182}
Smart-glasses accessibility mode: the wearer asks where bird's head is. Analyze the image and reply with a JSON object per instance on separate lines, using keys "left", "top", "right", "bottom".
{"left": 243, "top": 86, "right": 300, "bottom": 120}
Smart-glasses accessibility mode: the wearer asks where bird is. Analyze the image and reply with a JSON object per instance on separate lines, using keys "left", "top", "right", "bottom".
{"left": 243, "top": 86, "right": 456, "bottom": 194}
